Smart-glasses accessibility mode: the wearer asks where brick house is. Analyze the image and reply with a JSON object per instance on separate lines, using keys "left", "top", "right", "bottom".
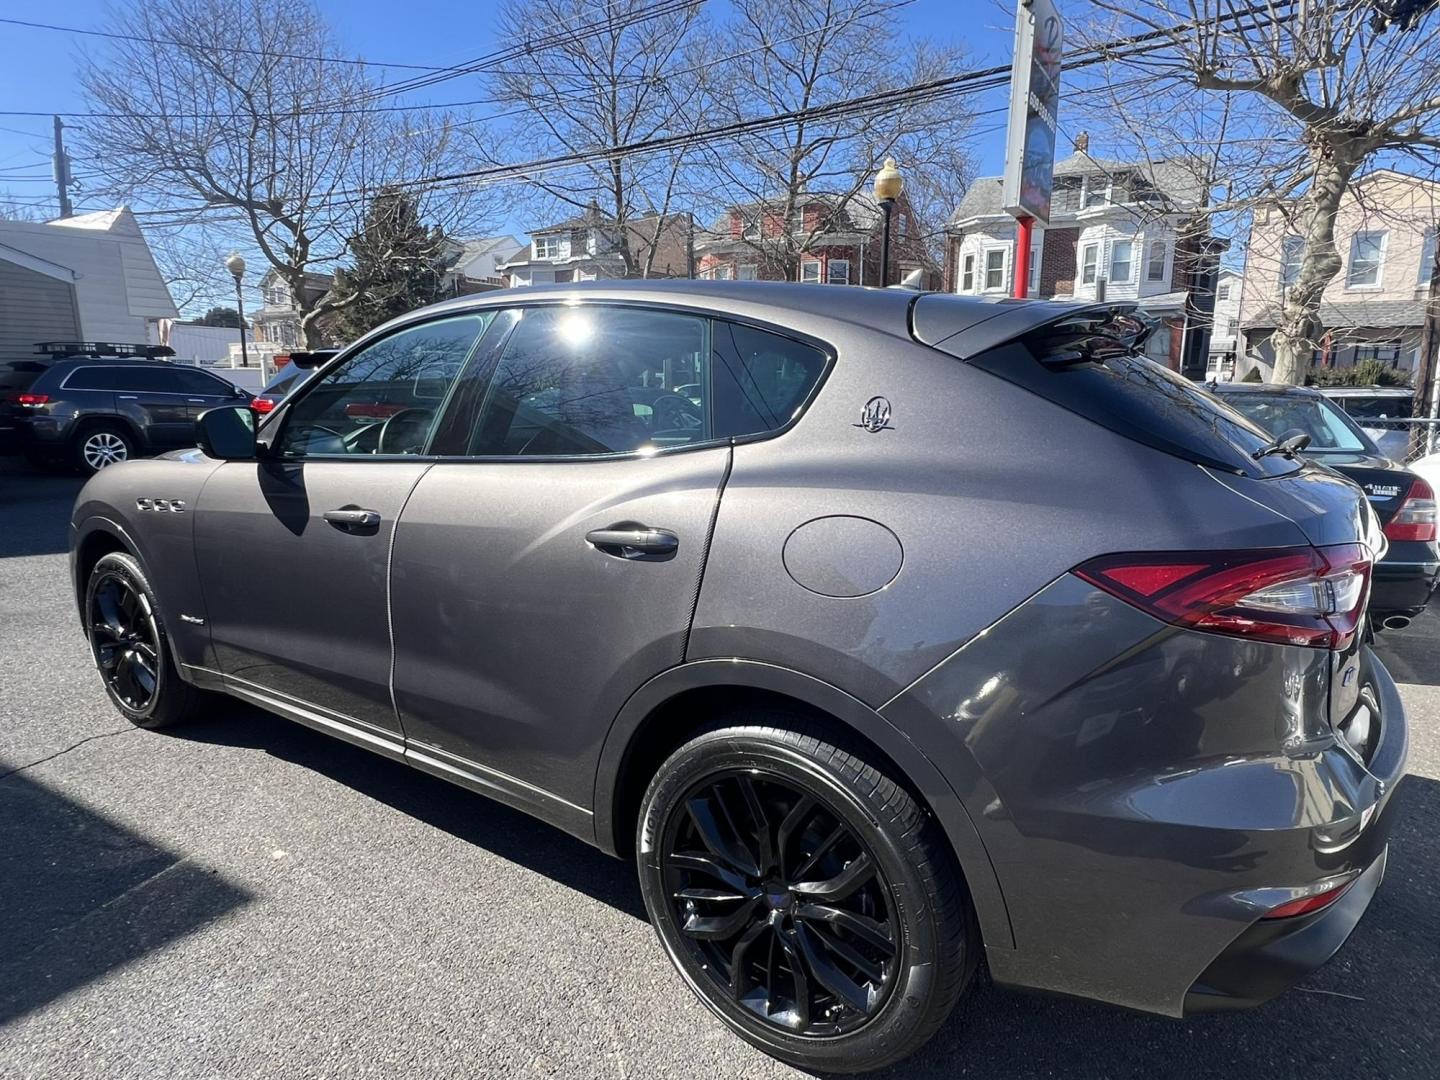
{"left": 497, "top": 204, "right": 693, "bottom": 286}
{"left": 694, "top": 192, "right": 936, "bottom": 287}
{"left": 1237, "top": 169, "right": 1440, "bottom": 380}
{"left": 943, "top": 142, "right": 1213, "bottom": 370}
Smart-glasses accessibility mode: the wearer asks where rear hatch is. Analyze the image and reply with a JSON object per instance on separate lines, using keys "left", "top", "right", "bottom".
{"left": 0, "top": 360, "right": 48, "bottom": 445}
{"left": 914, "top": 298, "right": 1388, "bottom": 757}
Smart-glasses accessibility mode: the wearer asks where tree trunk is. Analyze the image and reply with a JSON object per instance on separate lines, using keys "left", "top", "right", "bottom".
{"left": 1270, "top": 154, "right": 1354, "bottom": 384}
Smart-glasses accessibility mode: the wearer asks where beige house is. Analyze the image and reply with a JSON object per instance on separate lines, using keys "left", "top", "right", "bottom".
{"left": 1238, "top": 170, "right": 1440, "bottom": 379}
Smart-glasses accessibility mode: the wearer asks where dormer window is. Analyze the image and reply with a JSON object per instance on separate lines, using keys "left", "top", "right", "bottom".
{"left": 1082, "top": 177, "right": 1109, "bottom": 208}
{"left": 534, "top": 235, "right": 570, "bottom": 260}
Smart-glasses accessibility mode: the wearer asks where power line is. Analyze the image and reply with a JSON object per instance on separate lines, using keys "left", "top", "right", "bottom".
{"left": 0, "top": 16, "right": 450, "bottom": 70}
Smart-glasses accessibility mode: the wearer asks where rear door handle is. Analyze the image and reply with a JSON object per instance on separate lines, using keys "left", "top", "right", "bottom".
{"left": 324, "top": 507, "right": 382, "bottom": 529}
{"left": 585, "top": 527, "right": 678, "bottom": 557}
{"left": 187, "top": 397, "right": 207, "bottom": 403}
{"left": 118, "top": 395, "right": 139, "bottom": 400}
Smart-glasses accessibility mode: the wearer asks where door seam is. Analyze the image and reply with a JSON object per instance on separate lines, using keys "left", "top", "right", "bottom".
{"left": 386, "top": 462, "right": 435, "bottom": 737}
{"left": 683, "top": 445, "right": 733, "bottom": 662}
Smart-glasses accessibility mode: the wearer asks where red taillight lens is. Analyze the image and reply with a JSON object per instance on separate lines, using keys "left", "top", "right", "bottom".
{"left": 1075, "top": 544, "right": 1373, "bottom": 650}
{"left": 250, "top": 396, "right": 277, "bottom": 414}
{"left": 1385, "top": 476, "right": 1437, "bottom": 542}
{"left": 17, "top": 393, "right": 49, "bottom": 407}
{"left": 1262, "top": 877, "right": 1356, "bottom": 920}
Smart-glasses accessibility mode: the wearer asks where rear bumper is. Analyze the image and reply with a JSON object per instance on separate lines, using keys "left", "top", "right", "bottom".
{"left": 1370, "top": 541, "right": 1440, "bottom": 617}
{"left": 1184, "top": 848, "right": 1387, "bottom": 1012}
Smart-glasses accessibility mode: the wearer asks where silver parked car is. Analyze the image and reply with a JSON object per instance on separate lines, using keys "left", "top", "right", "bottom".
{"left": 70, "top": 283, "right": 1406, "bottom": 1073}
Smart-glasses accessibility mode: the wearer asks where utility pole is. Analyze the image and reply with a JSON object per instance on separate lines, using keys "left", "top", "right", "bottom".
{"left": 52, "top": 116, "right": 73, "bottom": 219}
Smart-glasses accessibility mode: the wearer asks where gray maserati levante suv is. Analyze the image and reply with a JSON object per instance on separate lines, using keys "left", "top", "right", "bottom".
{"left": 70, "top": 282, "right": 1406, "bottom": 1072}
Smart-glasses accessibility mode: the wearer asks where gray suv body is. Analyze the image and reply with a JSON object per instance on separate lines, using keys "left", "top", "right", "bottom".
{"left": 68, "top": 282, "right": 1407, "bottom": 1073}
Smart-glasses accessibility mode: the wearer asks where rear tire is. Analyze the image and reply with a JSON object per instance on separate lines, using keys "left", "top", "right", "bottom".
{"left": 636, "top": 719, "right": 978, "bottom": 1074}
{"left": 85, "top": 551, "right": 211, "bottom": 729}
{"left": 72, "top": 423, "right": 136, "bottom": 475}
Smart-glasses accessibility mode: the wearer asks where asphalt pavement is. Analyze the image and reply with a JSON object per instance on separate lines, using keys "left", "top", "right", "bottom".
{"left": 2, "top": 460, "right": 1439, "bottom": 1079}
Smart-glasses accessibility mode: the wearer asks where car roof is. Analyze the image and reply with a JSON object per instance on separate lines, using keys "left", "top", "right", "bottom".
{"left": 1211, "top": 382, "right": 1324, "bottom": 398}
{"left": 1315, "top": 385, "right": 1412, "bottom": 396}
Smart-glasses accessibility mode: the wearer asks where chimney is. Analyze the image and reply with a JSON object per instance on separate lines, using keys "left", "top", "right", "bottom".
{"left": 1074, "top": 131, "right": 1090, "bottom": 154}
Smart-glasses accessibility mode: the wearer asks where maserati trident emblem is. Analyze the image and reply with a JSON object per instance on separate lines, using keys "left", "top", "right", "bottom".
{"left": 857, "top": 395, "right": 893, "bottom": 433}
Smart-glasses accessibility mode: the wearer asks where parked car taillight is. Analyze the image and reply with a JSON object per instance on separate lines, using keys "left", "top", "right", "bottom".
{"left": 250, "top": 396, "right": 277, "bottom": 414}
{"left": 17, "top": 393, "right": 49, "bottom": 407}
{"left": 1384, "top": 476, "right": 1437, "bottom": 542}
{"left": 1261, "top": 875, "right": 1358, "bottom": 920}
{"left": 1075, "top": 544, "right": 1373, "bottom": 650}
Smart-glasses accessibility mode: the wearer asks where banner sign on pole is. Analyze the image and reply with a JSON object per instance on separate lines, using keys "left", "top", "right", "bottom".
{"left": 1002, "top": 0, "right": 1063, "bottom": 228}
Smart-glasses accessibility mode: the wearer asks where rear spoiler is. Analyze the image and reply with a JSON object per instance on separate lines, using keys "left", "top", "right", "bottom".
{"left": 912, "top": 297, "right": 1152, "bottom": 362}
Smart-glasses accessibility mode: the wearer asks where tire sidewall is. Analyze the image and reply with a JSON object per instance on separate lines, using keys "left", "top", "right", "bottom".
{"left": 85, "top": 551, "right": 173, "bottom": 727}
{"left": 636, "top": 729, "right": 950, "bottom": 1071}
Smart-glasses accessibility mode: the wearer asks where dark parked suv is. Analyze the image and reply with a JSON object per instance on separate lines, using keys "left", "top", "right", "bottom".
{"left": 5, "top": 350, "right": 250, "bottom": 473}
{"left": 69, "top": 283, "right": 1406, "bottom": 1073}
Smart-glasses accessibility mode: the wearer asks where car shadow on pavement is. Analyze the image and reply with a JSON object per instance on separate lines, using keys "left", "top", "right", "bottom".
{"left": 1373, "top": 611, "right": 1440, "bottom": 687}
{"left": 0, "top": 464, "right": 84, "bottom": 558}
{"left": 167, "top": 703, "right": 651, "bottom": 921}
{"left": 0, "top": 765, "right": 252, "bottom": 1025}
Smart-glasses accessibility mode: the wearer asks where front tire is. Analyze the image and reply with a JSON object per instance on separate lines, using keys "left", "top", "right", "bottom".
{"left": 636, "top": 721, "right": 977, "bottom": 1074}
{"left": 72, "top": 423, "right": 135, "bottom": 475}
{"left": 85, "top": 551, "right": 207, "bottom": 729}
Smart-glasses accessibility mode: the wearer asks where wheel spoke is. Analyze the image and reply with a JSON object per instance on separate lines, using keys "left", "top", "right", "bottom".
{"left": 682, "top": 897, "right": 761, "bottom": 940}
{"left": 775, "top": 795, "right": 815, "bottom": 879}
{"left": 790, "top": 822, "right": 847, "bottom": 882}
{"left": 728, "top": 919, "right": 769, "bottom": 1001}
{"left": 795, "top": 923, "right": 872, "bottom": 1013}
{"left": 794, "top": 853, "right": 876, "bottom": 902}
{"left": 736, "top": 774, "right": 775, "bottom": 876}
{"left": 774, "top": 931, "right": 811, "bottom": 1030}
{"left": 799, "top": 920, "right": 885, "bottom": 983}
{"left": 669, "top": 851, "right": 750, "bottom": 892}
{"left": 674, "top": 886, "right": 750, "bottom": 902}
{"left": 794, "top": 903, "right": 896, "bottom": 956}
{"left": 687, "top": 795, "right": 760, "bottom": 878}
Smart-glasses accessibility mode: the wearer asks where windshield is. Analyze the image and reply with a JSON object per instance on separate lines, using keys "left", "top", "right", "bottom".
{"left": 1223, "top": 394, "right": 1370, "bottom": 452}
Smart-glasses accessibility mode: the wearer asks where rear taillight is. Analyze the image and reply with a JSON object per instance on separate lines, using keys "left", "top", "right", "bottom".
{"left": 1262, "top": 876, "right": 1357, "bottom": 920}
{"left": 1075, "top": 544, "right": 1372, "bottom": 650}
{"left": 17, "top": 393, "right": 49, "bottom": 407}
{"left": 1384, "top": 476, "right": 1436, "bottom": 542}
{"left": 250, "top": 396, "right": 277, "bottom": 414}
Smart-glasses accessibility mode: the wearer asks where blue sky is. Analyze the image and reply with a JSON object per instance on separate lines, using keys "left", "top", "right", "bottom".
{"left": 0, "top": 0, "right": 1030, "bottom": 231}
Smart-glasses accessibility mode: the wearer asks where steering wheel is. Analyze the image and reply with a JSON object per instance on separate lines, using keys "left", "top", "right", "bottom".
{"left": 376, "top": 407, "right": 435, "bottom": 455}
{"left": 652, "top": 393, "right": 702, "bottom": 431}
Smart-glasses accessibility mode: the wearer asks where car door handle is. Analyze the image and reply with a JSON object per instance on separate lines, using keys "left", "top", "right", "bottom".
{"left": 118, "top": 395, "right": 138, "bottom": 400}
{"left": 187, "top": 397, "right": 207, "bottom": 403}
{"left": 585, "top": 527, "right": 678, "bottom": 557}
{"left": 324, "top": 508, "right": 382, "bottom": 529}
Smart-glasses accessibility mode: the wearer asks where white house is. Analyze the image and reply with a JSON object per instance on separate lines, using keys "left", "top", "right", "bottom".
{"left": 444, "top": 234, "right": 525, "bottom": 291}
{"left": 1205, "top": 268, "right": 1244, "bottom": 378}
{"left": 0, "top": 208, "right": 177, "bottom": 369}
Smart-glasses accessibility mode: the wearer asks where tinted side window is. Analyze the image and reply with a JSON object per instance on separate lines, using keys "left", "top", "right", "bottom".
{"left": 174, "top": 367, "right": 236, "bottom": 395}
{"left": 122, "top": 368, "right": 183, "bottom": 393}
{"left": 711, "top": 322, "right": 828, "bottom": 439}
{"left": 466, "top": 306, "right": 709, "bottom": 456}
{"left": 278, "top": 314, "right": 489, "bottom": 457}
{"left": 63, "top": 367, "right": 129, "bottom": 391}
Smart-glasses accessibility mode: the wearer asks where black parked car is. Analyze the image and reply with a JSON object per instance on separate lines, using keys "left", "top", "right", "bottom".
{"left": 1, "top": 346, "right": 251, "bottom": 474}
{"left": 1213, "top": 382, "right": 1439, "bottom": 627}
{"left": 248, "top": 350, "right": 336, "bottom": 416}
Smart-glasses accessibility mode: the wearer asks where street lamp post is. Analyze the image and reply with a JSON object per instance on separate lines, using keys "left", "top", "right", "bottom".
{"left": 872, "top": 157, "right": 904, "bottom": 287}
{"left": 225, "top": 253, "right": 249, "bottom": 367}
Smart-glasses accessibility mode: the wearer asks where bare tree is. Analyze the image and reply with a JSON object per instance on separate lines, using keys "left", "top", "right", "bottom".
{"left": 695, "top": 0, "right": 976, "bottom": 279}
{"left": 1078, "top": 1, "right": 1440, "bottom": 383}
{"left": 78, "top": 0, "right": 487, "bottom": 346}
{"left": 483, "top": 0, "right": 707, "bottom": 276}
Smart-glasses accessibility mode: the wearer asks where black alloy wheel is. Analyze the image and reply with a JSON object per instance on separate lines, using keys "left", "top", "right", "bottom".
{"left": 638, "top": 723, "right": 976, "bottom": 1074}
{"left": 90, "top": 572, "right": 161, "bottom": 711}
{"left": 85, "top": 551, "right": 207, "bottom": 729}
{"left": 661, "top": 769, "right": 901, "bottom": 1035}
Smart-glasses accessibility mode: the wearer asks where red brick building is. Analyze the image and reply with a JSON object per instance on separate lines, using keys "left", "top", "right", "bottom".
{"left": 695, "top": 193, "right": 937, "bottom": 288}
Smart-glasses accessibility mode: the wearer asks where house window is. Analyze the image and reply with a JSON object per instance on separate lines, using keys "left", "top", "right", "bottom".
{"left": 1082, "top": 177, "right": 1109, "bottom": 208}
{"left": 534, "top": 235, "right": 567, "bottom": 260}
{"left": 1147, "top": 240, "right": 1167, "bottom": 282}
{"left": 1080, "top": 243, "right": 1099, "bottom": 285}
{"left": 983, "top": 249, "right": 1006, "bottom": 290}
{"left": 263, "top": 286, "right": 289, "bottom": 307}
{"left": 714, "top": 264, "right": 734, "bottom": 280}
{"left": 1356, "top": 341, "right": 1403, "bottom": 366}
{"left": 1109, "top": 239, "right": 1134, "bottom": 284}
{"left": 1419, "top": 228, "right": 1437, "bottom": 285}
{"left": 961, "top": 253, "right": 975, "bottom": 292}
{"left": 737, "top": 263, "right": 758, "bottom": 280}
{"left": 801, "top": 259, "right": 822, "bottom": 283}
{"left": 1280, "top": 235, "right": 1304, "bottom": 286}
{"left": 1226, "top": 317, "right": 1239, "bottom": 336}
{"left": 742, "top": 213, "right": 761, "bottom": 239}
{"left": 1347, "top": 231, "right": 1387, "bottom": 288}
{"left": 827, "top": 259, "right": 850, "bottom": 285}
{"left": 1217, "top": 282, "right": 1231, "bottom": 301}
{"left": 1028, "top": 246, "right": 1039, "bottom": 293}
